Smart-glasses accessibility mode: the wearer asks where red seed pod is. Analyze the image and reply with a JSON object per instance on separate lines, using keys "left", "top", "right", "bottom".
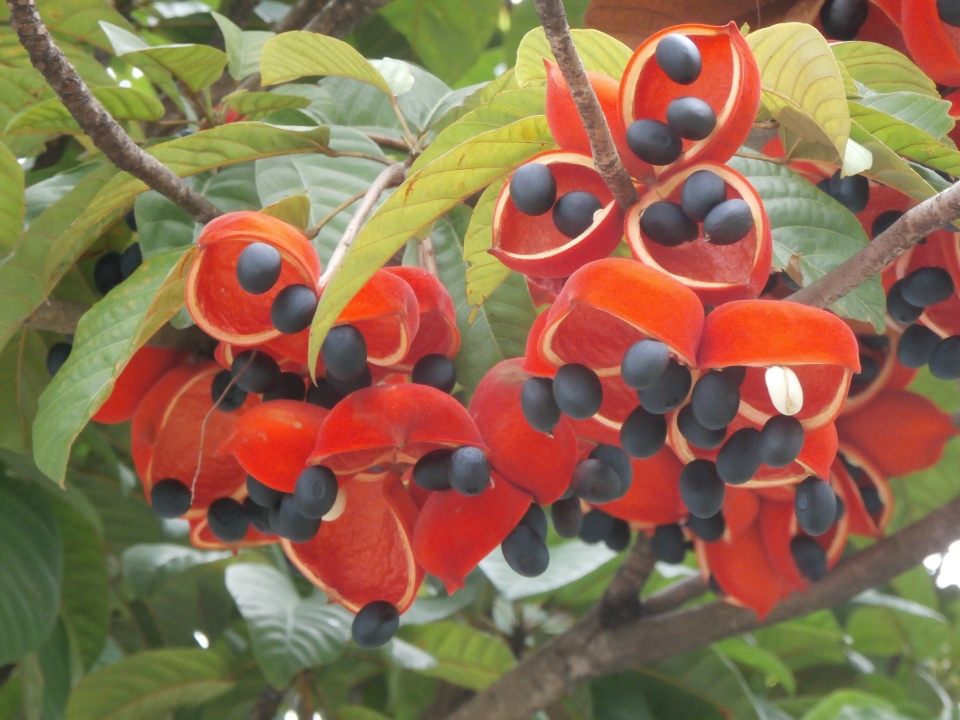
{"left": 901, "top": 0, "right": 960, "bottom": 86}
{"left": 383, "top": 266, "right": 459, "bottom": 372}
{"left": 832, "top": 454, "right": 892, "bottom": 538}
{"left": 599, "top": 446, "right": 687, "bottom": 528}
{"left": 92, "top": 347, "right": 188, "bottom": 424}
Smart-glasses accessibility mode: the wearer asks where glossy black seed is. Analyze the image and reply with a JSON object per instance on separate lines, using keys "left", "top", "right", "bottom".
{"left": 821, "top": 0, "right": 869, "bottom": 40}
{"left": 901, "top": 267, "right": 955, "bottom": 308}
{"left": 679, "top": 459, "right": 725, "bottom": 518}
{"left": 262, "top": 372, "right": 306, "bottom": 402}
{"left": 502, "top": 524, "right": 550, "bottom": 577}
{"left": 620, "top": 405, "right": 668, "bottom": 458}
{"left": 46, "top": 342, "right": 72, "bottom": 376}
{"left": 94, "top": 251, "right": 123, "bottom": 295}
{"left": 150, "top": 478, "right": 192, "bottom": 518}
{"left": 897, "top": 323, "right": 940, "bottom": 368}
{"left": 639, "top": 201, "right": 699, "bottom": 247}
{"left": 412, "top": 448, "right": 453, "bottom": 491}
{"left": 639, "top": 360, "right": 692, "bottom": 414}
{"left": 327, "top": 365, "right": 372, "bottom": 397}
{"left": 207, "top": 497, "right": 249, "bottom": 543}
{"left": 666, "top": 97, "right": 716, "bottom": 141}
{"left": 352, "top": 601, "right": 399, "bottom": 648}
{"left": 759, "top": 415, "right": 804, "bottom": 468}
{"left": 929, "top": 336, "right": 960, "bottom": 379}
{"left": 886, "top": 280, "right": 923, "bottom": 325}
{"left": 589, "top": 444, "right": 633, "bottom": 497}
{"left": 275, "top": 494, "right": 322, "bottom": 542}
{"left": 124, "top": 210, "right": 137, "bottom": 232}
{"left": 817, "top": 178, "right": 832, "bottom": 197}
{"left": 655, "top": 34, "right": 702, "bottom": 84}
{"left": 680, "top": 169, "right": 727, "bottom": 223}
{"left": 520, "top": 504, "right": 548, "bottom": 541}
{"left": 243, "top": 497, "right": 272, "bottom": 533}
{"left": 552, "top": 495, "right": 583, "bottom": 539}
{"left": 580, "top": 509, "right": 616, "bottom": 544}
{"left": 231, "top": 351, "right": 281, "bottom": 394}
{"left": 859, "top": 485, "right": 885, "bottom": 516}
{"left": 294, "top": 465, "right": 339, "bottom": 519}
{"left": 246, "top": 475, "right": 283, "bottom": 508}
{"left": 412, "top": 354, "right": 457, "bottom": 394}
{"left": 828, "top": 170, "right": 870, "bottom": 213}
{"left": 621, "top": 339, "right": 670, "bottom": 390}
{"left": 236, "top": 242, "right": 282, "bottom": 295}
{"left": 306, "top": 378, "right": 340, "bottom": 409}
{"left": 851, "top": 353, "right": 880, "bottom": 388}
{"left": 626, "top": 119, "right": 683, "bottom": 166}
{"left": 571, "top": 459, "right": 622, "bottom": 504}
{"left": 795, "top": 477, "right": 838, "bottom": 536}
{"left": 553, "top": 363, "right": 603, "bottom": 419}
{"left": 938, "top": 0, "right": 960, "bottom": 26}
{"left": 211, "top": 369, "right": 248, "bottom": 411}
{"left": 685, "top": 510, "right": 726, "bottom": 543}
{"left": 677, "top": 405, "right": 726, "bottom": 450}
{"left": 834, "top": 493, "right": 846, "bottom": 523}
{"left": 703, "top": 199, "right": 754, "bottom": 246}
{"left": 716, "top": 427, "right": 763, "bottom": 485}
{"left": 724, "top": 366, "right": 748, "bottom": 386}
{"left": 652, "top": 524, "right": 687, "bottom": 563}
{"left": 552, "top": 191, "right": 603, "bottom": 239}
{"left": 509, "top": 163, "right": 557, "bottom": 216}
{"left": 605, "top": 519, "right": 631, "bottom": 551}
{"left": 872, "top": 210, "right": 904, "bottom": 238}
{"left": 449, "top": 447, "right": 490, "bottom": 496}
{"left": 271, "top": 284, "right": 318, "bottom": 334}
{"left": 521, "top": 377, "right": 561, "bottom": 433}
{"left": 321, "top": 325, "right": 367, "bottom": 382}
{"left": 691, "top": 371, "right": 740, "bottom": 430}
{"left": 791, "top": 535, "right": 827, "bottom": 581}
{"left": 120, "top": 243, "right": 142, "bottom": 280}
{"left": 779, "top": 271, "right": 802, "bottom": 292}
{"left": 858, "top": 333, "right": 890, "bottom": 351}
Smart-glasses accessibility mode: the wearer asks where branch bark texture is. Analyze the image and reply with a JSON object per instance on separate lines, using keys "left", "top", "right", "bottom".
{"left": 597, "top": 535, "right": 655, "bottom": 627}
{"left": 303, "top": 0, "right": 394, "bottom": 37}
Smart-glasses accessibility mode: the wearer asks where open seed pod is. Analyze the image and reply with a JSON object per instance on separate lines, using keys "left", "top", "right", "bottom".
{"left": 599, "top": 446, "right": 687, "bottom": 527}
{"left": 189, "top": 492, "right": 278, "bottom": 550}
{"left": 720, "top": 487, "right": 760, "bottom": 541}
{"left": 901, "top": 0, "right": 960, "bottom": 86}
{"left": 816, "top": 0, "right": 911, "bottom": 55}
{"left": 842, "top": 322, "right": 917, "bottom": 415}
{"left": 92, "top": 347, "right": 188, "bottom": 424}
{"left": 383, "top": 266, "right": 459, "bottom": 373}
{"left": 893, "top": 230, "right": 960, "bottom": 338}
{"left": 832, "top": 452, "right": 893, "bottom": 538}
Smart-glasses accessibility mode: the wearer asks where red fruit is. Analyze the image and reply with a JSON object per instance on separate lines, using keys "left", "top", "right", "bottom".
{"left": 522, "top": 310, "right": 557, "bottom": 378}
{"left": 894, "top": 231, "right": 960, "bottom": 338}
{"left": 600, "top": 446, "right": 687, "bottom": 527}
{"left": 901, "top": 0, "right": 960, "bottom": 86}
{"left": 92, "top": 347, "right": 188, "bottom": 424}
{"left": 383, "top": 266, "right": 459, "bottom": 372}
{"left": 842, "top": 322, "right": 917, "bottom": 415}
{"left": 832, "top": 454, "right": 891, "bottom": 538}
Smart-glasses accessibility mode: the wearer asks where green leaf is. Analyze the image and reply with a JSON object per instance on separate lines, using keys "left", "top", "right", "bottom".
{"left": 463, "top": 177, "right": 512, "bottom": 307}
{"left": 273, "top": 82, "right": 402, "bottom": 139}
{"left": 0, "top": 67, "right": 53, "bottom": 137}
{"left": 34, "top": 618, "right": 72, "bottom": 720}
{"left": 0, "top": 478, "right": 61, "bottom": 666}
{"left": 849, "top": 100, "right": 960, "bottom": 175}
{"left": 121, "top": 544, "right": 231, "bottom": 598}
{"left": 0, "top": 0, "right": 133, "bottom": 52}
{"left": 338, "top": 707, "right": 393, "bottom": 720}
{"left": 308, "top": 115, "right": 554, "bottom": 371}
{"left": 800, "top": 690, "right": 901, "bottom": 720}
{"left": 0, "top": 140, "right": 23, "bottom": 253}
{"left": 209, "top": 11, "right": 274, "bottom": 81}
{"left": 852, "top": 589, "right": 946, "bottom": 621}
{"left": 515, "top": 27, "right": 633, "bottom": 86}
{"left": 0, "top": 329, "right": 47, "bottom": 454}
{"left": 592, "top": 669, "right": 726, "bottom": 720}
{"left": 0, "top": 25, "right": 116, "bottom": 88}
{"left": 32, "top": 248, "right": 193, "bottom": 484}
{"left": 5, "top": 86, "right": 164, "bottom": 136}
{"left": 754, "top": 612, "right": 848, "bottom": 672}
{"left": 831, "top": 42, "right": 939, "bottom": 98}
{"left": 221, "top": 90, "right": 310, "bottom": 121}
{"left": 99, "top": 22, "right": 228, "bottom": 92}
{"left": 225, "top": 563, "right": 351, "bottom": 688}
{"left": 260, "top": 31, "right": 393, "bottom": 95}
{"left": 402, "top": 571, "right": 485, "bottom": 626}
{"left": 398, "top": 621, "right": 515, "bottom": 690}
{"left": 748, "top": 23, "right": 851, "bottom": 159}
{"left": 63, "top": 649, "right": 234, "bottom": 720}
{"left": 713, "top": 637, "right": 796, "bottom": 694}
{"left": 260, "top": 193, "right": 311, "bottom": 231}
{"left": 727, "top": 156, "right": 885, "bottom": 330}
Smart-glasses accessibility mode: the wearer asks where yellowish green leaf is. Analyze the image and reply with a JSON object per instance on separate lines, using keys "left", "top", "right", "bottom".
{"left": 5, "top": 87, "right": 164, "bottom": 135}
{"left": 515, "top": 27, "right": 633, "bottom": 86}
{"left": 831, "top": 41, "right": 939, "bottom": 98}
{"left": 260, "top": 31, "right": 392, "bottom": 95}
{"left": 464, "top": 176, "right": 511, "bottom": 306}
{"left": 0, "top": 140, "right": 23, "bottom": 254}
{"left": 221, "top": 90, "right": 310, "bottom": 121}
{"left": 260, "top": 194, "right": 311, "bottom": 231}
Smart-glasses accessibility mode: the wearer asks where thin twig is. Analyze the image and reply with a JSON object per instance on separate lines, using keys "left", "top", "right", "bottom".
{"left": 365, "top": 131, "right": 411, "bottom": 151}
{"left": 7, "top": 0, "right": 221, "bottom": 224}
{"left": 388, "top": 96, "right": 418, "bottom": 148}
{"left": 418, "top": 235, "right": 439, "bottom": 276}
{"left": 734, "top": 150, "right": 789, "bottom": 165}
{"left": 596, "top": 535, "right": 656, "bottom": 628}
{"left": 532, "top": 0, "right": 638, "bottom": 211}
{"left": 306, "top": 188, "right": 370, "bottom": 239}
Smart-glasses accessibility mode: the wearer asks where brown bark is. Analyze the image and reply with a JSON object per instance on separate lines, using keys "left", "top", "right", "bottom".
{"left": 303, "top": 0, "right": 394, "bottom": 37}
{"left": 597, "top": 535, "right": 656, "bottom": 627}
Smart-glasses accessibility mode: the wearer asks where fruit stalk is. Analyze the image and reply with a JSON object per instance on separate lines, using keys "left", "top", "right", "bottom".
{"left": 596, "top": 534, "right": 656, "bottom": 628}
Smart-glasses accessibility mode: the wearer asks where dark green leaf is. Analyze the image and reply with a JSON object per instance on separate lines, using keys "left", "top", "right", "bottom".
{"left": 0, "top": 329, "right": 48, "bottom": 454}
{"left": 397, "top": 621, "right": 515, "bottom": 690}
{"left": 592, "top": 669, "right": 725, "bottom": 720}
{"left": 121, "top": 544, "right": 232, "bottom": 598}
{"left": 0, "top": 140, "right": 23, "bottom": 253}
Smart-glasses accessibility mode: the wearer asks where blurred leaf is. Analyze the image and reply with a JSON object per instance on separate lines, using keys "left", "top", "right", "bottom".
{"left": 714, "top": 638, "right": 796, "bottom": 694}
{"left": 0, "top": 140, "right": 23, "bottom": 253}
{"left": 66, "top": 469, "right": 165, "bottom": 553}
{"left": 221, "top": 91, "right": 309, "bottom": 121}
{"left": 0, "top": 25, "right": 116, "bottom": 88}
{"left": 594, "top": 669, "right": 727, "bottom": 720}
{"left": 209, "top": 12, "right": 274, "bottom": 81}
{"left": 401, "top": 571, "right": 485, "bottom": 626}
{"left": 479, "top": 540, "right": 618, "bottom": 601}
{"left": 34, "top": 619, "right": 72, "bottom": 720}
{"left": 122, "top": 544, "right": 232, "bottom": 598}
{"left": 831, "top": 42, "right": 939, "bottom": 98}
{"left": 398, "top": 621, "right": 515, "bottom": 690}
{"left": 385, "top": 638, "right": 440, "bottom": 671}
{"left": 0, "top": 328, "right": 47, "bottom": 454}
{"left": 5, "top": 87, "right": 164, "bottom": 135}
{"left": 851, "top": 589, "right": 946, "bottom": 622}
{"left": 800, "top": 690, "right": 906, "bottom": 720}
{"left": 0, "top": 0, "right": 133, "bottom": 52}
{"left": 515, "top": 27, "right": 633, "bottom": 86}
{"left": 754, "top": 612, "right": 848, "bottom": 672}
{"left": 260, "top": 31, "right": 392, "bottom": 95}
{"left": 339, "top": 706, "right": 393, "bottom": 720}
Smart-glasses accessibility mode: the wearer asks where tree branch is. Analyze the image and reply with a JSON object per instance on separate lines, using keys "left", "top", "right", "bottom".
{"left": 597, "top": 535, "right": 655, "bottom": 627}
{"left": 246, "top": 686, "right": 286, "bottom": 720}
{"left": 532, "top": 0, "right": 638, "bottom": 211}
{"left": 7, "top": 0, "right": 221, "bottom": 224}
{"left": 275, "top": 0, "right": 326, "bottom": 34}
{"left": 303, "top": 0, "right": 394, "bottom": 37}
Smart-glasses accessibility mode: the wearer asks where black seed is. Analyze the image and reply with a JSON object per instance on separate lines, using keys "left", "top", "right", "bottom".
{"left": 521, "top": 377, "right": 561, "bottom": 433}
{"left": 246, "top": 475, "right": 283, "bottom": 508}
{"left": 703, "top": 199, "right": 754, "bottom": 246}
{"left": 449, "top": 447, "right": 490, "bottom": 496}
{"left": 275, "top": 494, "right": 322, "bottom": 542}
{"left": 231, "top": 351, "right": 281, "bottom": 394}
{"left": 897, "top": 323, "right": 940, "bottom": 368}
{"left": 211, "top": 369, "right": 248, "bottom": 411}
{"left": 622, "top": 339, "right": 671, "bottom": 390}
{"left": 724, "top": 366, "right": 748, "bottom": 386}
{"left": 321, "top": 325, "right": 368, "bottom": 382}
{"left": 620, "top": 405, "right": 668, "bottom": 458}
{"left": 553, "top": 363, "right": 603, "bottom": 420}
{"left": 552, "top": 191, "right": 603, "bottom": 239}
{"left": 859, "top": 485, "right": 884, "bottom": 516}
{"left": 858, "top": 333, "right": 889, "bottom": 351}
{"left": 120, "top": 243, "right": 142, "bottom": 280}
{"left": 685, "top": 510, "right": 725, "bottom": 543}
{"left": 929, "top": 336, "right": 960, "bottom": 379}
{"left": 580, "top": 509, "right": 616, "bottom": 544}
{"left": 207, "top": 497, "right": 249, "bottom": 543}
{"left": 666, "top": 97, "right": 716, "bottom": 141}
{"left": 886, "top": 280, "right": 924, "bottom": 325}
{"left": 150, "top": 478, "right": 192, "bottom": 518}
{"left": 780, "top": 271, "right": 802, "bottom": 292}
{"left": 680, "top": 169, "right": 727, "bottom": 223}
{"left": 243, "top": 497, "right": 272, "bottom": 533}
{"left": 655, "top": 34, "right": 702, "bottom": 84}
{"left": 691, "top": 371, "right": 740, "bottom": 430}
{"left": 327, "top": 365, "right": 372, "bottom": 397}
{"left": 520, "top": 504, "right": 548, "bottom": 541}
{"left": 306, "top": 378, "right": 341, "bottom": 409}
{"left": 677, "top": 405, "right": 726, "bottom": 450}
{"left": 502, "top": 524, "right": 550, "bottom": 577}
{"left": 236, "top": 242, "right": 282, "bottom": 295}
{"left": 679, "top": 459, "right": 725, "bottom": 518}
{"left": 352, "top": 601, "right": 399, "bottom": 648}
{"left": 900, "top": 267, "right": 955, "bottom": 308}
{"left": 834, "top": 492, "right": 846, "bottom": 523}
{"left": 509, "top": 162, "right": 557, "bottom": 216}
{"left": 821, "top": 0, "right": 869, "bottom": 40}
{"left": 639, "top": 201, "right": 699, "bottom": 247}
{"left": 571, "top": 458, "right": 623, "bottom": 504}
{"left": 589, "top": 444, "right": 633, "bottom": 498}
{"left": 716, "top": 427, "right": 763, "bottom": 485}
{"left": 759, "top": 415, "right": 804, "bottom": 468}
{"left": 639, "top": 359, "right": 692, "bottom": 414}
{"left": 293, "top": 465, "right": 339, "bottom": 519}
{"left": 271, "top": 284, "right": 318, "bottom": 334}
{"left": 605, "top": 519, "right": 631, "bottom": 551}
{"left": 262, "top": 372, "right": 306, "bottom": 402}
{"left": 46, "top": 342, "right": 72, "bottom": 376}
{"left": 872, "top": 210, "right": 904, "bottom": 238}
{"left": 840, "top": 454, "right": 866, "bottom": 482}
{"left": 938, "top": 0, "right": 960, "bottom": 26}
{"left": 626, "top": 119, "right": 683, "bottom": 166}
{"left": 124, "top": 210, "right": 137, "bottom": 232}
{"left": 412, "top": 448, "right": 453, "bottom": 491}
{"left": 412, "top": 354, "right": 456, "bottom": 394}
{"left": 791, "top": 535, "right": 827, "bottom": 581}
{"left": 94, "top": 251, "right": 123, "bottom": 295}
{"left": 851, "top": 353, "right": 880, "bottom": 387}
{"left": 795, "top": 477, "right": 837, "bottom": 536}
{"left": 552, "top": 496, "right": 583, "bottom": 539}
{"left": 817, "top": 178, "right": 833, "bottom": 197}
{"left": 828, "top": 170, "right": 870, "bottom": 213}
{"left": 652, "top": 524, "right": 687, "bottom": 563}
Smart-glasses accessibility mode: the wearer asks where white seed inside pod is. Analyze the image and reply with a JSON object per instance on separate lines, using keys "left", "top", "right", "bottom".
{"left": 765, "top": 365, "right": 803, "bottom": 416}
{"left": 322, "top": 487, "right": 347, "bottom": 522}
